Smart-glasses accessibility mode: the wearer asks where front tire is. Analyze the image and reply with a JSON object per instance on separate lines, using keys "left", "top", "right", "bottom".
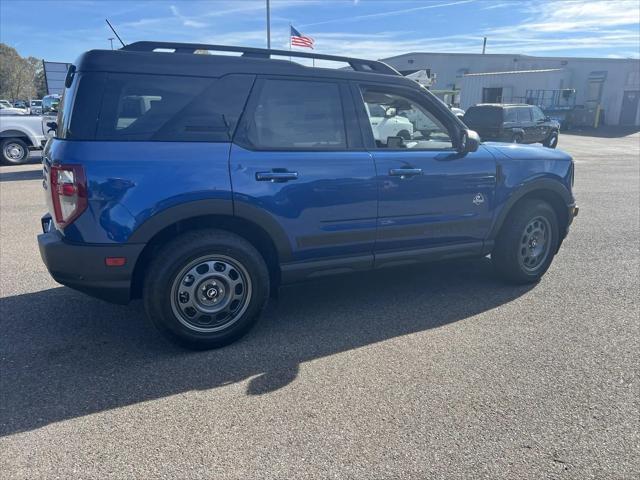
{"left": 492, "top": 199, "right": 559, "bottom": 284}
{"left": 143, "top": 229, "right": 270, "bottom": 349}
{"left": 543, "top": 131, "right": 559, "bottom": 148}
{"left": 1, "top": 138, "right": 29, "bottom": 164}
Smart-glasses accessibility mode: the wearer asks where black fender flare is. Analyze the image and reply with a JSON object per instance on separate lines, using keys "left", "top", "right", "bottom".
{"left": 127, "top": 199, "right": 293, "bottom": 262}
{"left": 488, "top": 178, "right": 572, "bottom": 241}
{"left": 510, "top": 128, "right": 525, "bottom": 137}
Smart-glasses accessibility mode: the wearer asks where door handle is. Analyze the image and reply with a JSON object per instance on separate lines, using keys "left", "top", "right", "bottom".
{"left": 389, "top": 168, "right": 423, "bottom": 178}
{"left": 256, "top": 170, "right": 298, "bottom": 182}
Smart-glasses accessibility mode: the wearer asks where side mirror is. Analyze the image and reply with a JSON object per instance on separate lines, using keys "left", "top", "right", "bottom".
{"left": 46, "top": 121, "right": 57, "bottom": 134}
{"left": 458, "top": 129, "right": 480, "bottom": 154}
{"left": 384, "top": 107, "right": 396, "bottom": 118}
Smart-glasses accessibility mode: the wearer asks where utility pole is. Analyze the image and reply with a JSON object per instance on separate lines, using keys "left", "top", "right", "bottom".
{"left": 482, "top": 37, "right": 487, "bottom": 54}
{"left": 266, "top": 0, "right": 271, "bottom": 49}
{"left": 108, "top": 37, "right": 115, "bottom": 50}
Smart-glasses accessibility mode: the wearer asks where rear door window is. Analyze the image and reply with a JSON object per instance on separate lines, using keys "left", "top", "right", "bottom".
{"left": 504, "top": 108, "right": 517, "bottom": 122}
{"left": 516, "top": 107, "right": 532, "bottom": 122}
{"left": 96, "top": 74, "right": 254, "bottom": 141}
{"left": 243, "top": 78, "right": 346, "bottom": 149}
{"left": 463, "top": 106, "right": 502, "bottom": 127}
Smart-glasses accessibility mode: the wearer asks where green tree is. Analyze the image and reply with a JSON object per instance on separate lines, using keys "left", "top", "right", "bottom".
{"left": 0, "top": 43, "right": 43, "bottom": 99}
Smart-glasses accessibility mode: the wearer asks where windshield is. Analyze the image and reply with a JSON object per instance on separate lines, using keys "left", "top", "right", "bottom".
{"left": 31, "top": 100, "right": 42, "bottom": 106}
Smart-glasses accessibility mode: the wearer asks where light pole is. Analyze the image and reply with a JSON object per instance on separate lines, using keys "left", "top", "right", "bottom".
{"left": 266, "top": 0, "right": 271, "bottom": 49}
{"left": 108, "top": 37, "right": 115, "bottom": 50}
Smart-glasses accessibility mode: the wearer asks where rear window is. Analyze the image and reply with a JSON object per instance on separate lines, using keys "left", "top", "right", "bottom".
{"left": 58, "top": 73, "right": 254, "bottom": 141}
{"left": 96, "top": 73, "right": 254, "bottom": 141}
{"left": 462, "top": 106, "right": 503, "bottom": 127}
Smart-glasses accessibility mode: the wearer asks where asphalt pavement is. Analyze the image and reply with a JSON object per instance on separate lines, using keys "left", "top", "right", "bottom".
{"left": 0, "top": 131, "right": 638, "bottom": 479}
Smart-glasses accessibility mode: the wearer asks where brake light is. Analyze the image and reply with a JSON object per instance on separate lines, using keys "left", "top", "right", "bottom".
{"left": 50, "top": 164, "right": 87, "bottom": 227}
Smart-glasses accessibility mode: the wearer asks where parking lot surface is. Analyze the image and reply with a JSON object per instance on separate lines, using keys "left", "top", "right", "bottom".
{"left": 1, "top": 132, "right": 638, "bottom": 479}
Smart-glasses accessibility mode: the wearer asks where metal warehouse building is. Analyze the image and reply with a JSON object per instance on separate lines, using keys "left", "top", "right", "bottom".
{"left": 382, "top": 52, "right": 640, "bottom": 126}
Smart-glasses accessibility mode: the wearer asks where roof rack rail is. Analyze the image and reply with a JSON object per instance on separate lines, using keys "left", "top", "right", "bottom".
{"left": 121, "top": 41, "right": 401, "bottom": 76}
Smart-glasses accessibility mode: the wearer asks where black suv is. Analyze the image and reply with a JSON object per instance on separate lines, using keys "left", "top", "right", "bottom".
{"left": 463, "top": 104, "right": 560, "bottom": 148}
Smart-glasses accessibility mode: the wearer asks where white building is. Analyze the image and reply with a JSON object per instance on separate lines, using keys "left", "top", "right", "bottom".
{"left": 382, "top": 52, "right": 640, "bottom": 126}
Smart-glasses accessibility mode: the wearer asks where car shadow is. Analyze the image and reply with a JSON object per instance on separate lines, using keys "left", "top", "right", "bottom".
{"left": 0, "top": 258, "right": 534, "bottom": 436}
{"left": 0, "top": 169, "right": 42, "bottom": 182}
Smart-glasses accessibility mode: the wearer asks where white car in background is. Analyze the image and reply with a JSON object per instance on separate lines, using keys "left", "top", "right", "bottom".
{"left": 0, "top": 103, "right": 28, "bottom": 115}
{"left": 365, "top": 103, "right": 414, "bottom": 144}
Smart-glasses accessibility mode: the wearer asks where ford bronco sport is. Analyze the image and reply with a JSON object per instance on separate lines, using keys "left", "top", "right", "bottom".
{"left": 38, "top": 42, "right": 578, "bottom": 349}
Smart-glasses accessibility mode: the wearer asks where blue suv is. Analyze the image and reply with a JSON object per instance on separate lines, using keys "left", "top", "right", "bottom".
{"left": 38, "top": 42, "right": 578, "bottom": 349}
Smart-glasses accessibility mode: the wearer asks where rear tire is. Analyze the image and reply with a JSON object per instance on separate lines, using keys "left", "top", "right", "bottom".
{"left": 1, "top": 138, "right": 29, "bottom": 165}
{"left": 492, "top": 199, "right": 559, "bottom": 284}
{"left": 511, "top": 133, "right": 523, "bottom": 144}
{"left": 143, "top": 229, "right": 270, "bottom": 349}
{"left": 543, "top": 131, "right": 559, "bottom": 148}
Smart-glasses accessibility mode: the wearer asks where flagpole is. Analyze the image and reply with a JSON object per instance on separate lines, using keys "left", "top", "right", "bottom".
{"left": 266, "top": 0, "right": 271, "bottom": 49}
{"left": 289, "top": 22, "right": 292, "bottom": 62}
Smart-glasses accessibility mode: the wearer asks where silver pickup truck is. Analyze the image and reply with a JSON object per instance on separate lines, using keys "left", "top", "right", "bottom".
{"left": 0, "top": 114, "right": 52, "bottom": 164}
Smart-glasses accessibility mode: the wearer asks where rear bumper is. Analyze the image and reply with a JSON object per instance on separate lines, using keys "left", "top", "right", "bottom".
{"left": 38, "top": 216, "right": 145, "bottom": 304}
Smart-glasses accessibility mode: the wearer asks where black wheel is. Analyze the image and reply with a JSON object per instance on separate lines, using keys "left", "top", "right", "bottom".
{"left": 143, "top": 229, "right": 270, "bottom": 349}
{"left": 492, "top": 199, "right": 559, "bottom": 284}
{"left": 1, "top": 138, "right": 29, "bottom": 164}
{"left": 543, "top": 131, "right": 559, "bottom": 148}
{"left": 398, "top": 130, "right": 411, "bottom": 141}
{"left": 511, "top": 133, "right": 523, "bottom": 144}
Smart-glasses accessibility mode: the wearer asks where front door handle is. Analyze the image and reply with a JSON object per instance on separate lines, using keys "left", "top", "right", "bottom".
{"left": 256, "top": 170, "right": 299, "bottom": 182}
{"left": 389, "top": 168, "right": 423, "bottom": 178}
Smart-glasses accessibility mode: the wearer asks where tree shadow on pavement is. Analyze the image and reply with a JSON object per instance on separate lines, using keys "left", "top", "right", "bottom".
{"left": 0, "top": 258, "right": 533, "bottom": 436}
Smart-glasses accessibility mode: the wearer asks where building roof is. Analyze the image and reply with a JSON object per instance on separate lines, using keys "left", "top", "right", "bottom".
{"left": 382, "top": 52, "right": 639, "bottom": 64}
{"left": 464, "top": 68, "right": 564, "bottom": 76}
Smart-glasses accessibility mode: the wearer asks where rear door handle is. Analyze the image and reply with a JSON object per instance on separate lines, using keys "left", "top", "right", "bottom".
{"left": 389, "top": 168, "right": 423, "bottom": 178}
{"left": 256, "top": 171, "right": 299, "bottom": 182}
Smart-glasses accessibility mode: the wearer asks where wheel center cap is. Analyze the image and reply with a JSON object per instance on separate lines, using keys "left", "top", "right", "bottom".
{"left": 206, "top": 287, "right": 218, "bottom": 299}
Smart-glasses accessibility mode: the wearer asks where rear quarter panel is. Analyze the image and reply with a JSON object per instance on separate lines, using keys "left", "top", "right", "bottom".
{"left": 45, "top": 139, "right": 232, "bottom": 243}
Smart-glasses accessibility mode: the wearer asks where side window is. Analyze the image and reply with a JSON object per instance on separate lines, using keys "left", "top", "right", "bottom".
{"left": 531, "top": 106, "right": 545, "bottom": 121}
{"left": 246, "top": 79, "right": 346, "bottom": 149}
{"left": 360, "top": 86, "right": 452, "bottom": 150}
{"left": 96, "top": 74, "right": 254, "bottom": 141}
{"left": 504, "top": 108, "right": 517, "bottom": 122}
{"left": 516, "top": 107, "right": 532, "bottom": 122}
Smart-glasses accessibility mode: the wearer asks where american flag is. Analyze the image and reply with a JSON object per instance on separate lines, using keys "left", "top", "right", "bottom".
{"left": 290, "top": 26, "right": 314, "bottom": 49}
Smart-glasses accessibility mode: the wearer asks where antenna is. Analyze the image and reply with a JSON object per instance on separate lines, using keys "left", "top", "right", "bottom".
{"left": 105, "top": 19, "right": 126, "bottom": 47}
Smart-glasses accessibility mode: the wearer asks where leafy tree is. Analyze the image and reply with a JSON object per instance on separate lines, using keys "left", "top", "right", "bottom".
{"left": 0, "top": 43, "right": 44, "bottom": 100}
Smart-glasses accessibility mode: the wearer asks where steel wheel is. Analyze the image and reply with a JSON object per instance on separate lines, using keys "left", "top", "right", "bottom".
{"left": 518, "top": 216, "right": 552, "bottom": 272}
{"left": 170, "top": 255, "right": 252, "bottom": 333}
{"left": 3, "top": 141, "right": 26, "bottom": 163}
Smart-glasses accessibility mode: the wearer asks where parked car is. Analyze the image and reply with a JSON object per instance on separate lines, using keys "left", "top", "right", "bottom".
{"left": 365, "top": 102, "right": 414, "bottom": 143}
{"left": 12, "top": 100, "right": 30, "bottom": 113}
{"left": 0, "top": 114, "right": 49, "bottom": 163}
{"left": 30, "top": 99, "right": 43, "bottom": 115}
{"left": 462, "top": 104, "right": 560, "bottom": 148}
{"left": 0, "top": 99, "right": 13, "bottom": 109}
{"left": 38, "top": 42, "right": 578, "bottom": 349}
{"left": 41, "top": 94, "right": 61, "bottom": 115}
{"left": 0, "top": 104, "right": 28, "bottom": 116}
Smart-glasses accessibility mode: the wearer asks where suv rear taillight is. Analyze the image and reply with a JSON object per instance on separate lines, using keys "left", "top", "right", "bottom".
{"left": 50, "top": 164, "right": 87, "bottom": 227}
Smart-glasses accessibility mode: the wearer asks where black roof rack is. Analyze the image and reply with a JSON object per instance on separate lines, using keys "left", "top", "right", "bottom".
{"left": 122, "top": 41, "right": 401, "bottom": 76}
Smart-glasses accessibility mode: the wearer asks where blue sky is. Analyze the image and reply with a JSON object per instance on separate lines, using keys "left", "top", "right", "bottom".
{"left": 1, "top": 0, "right": 639, "bottom": 62}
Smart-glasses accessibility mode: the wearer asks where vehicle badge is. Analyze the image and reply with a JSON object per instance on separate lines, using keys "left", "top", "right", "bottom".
{"left": 473, "top": 193, "right": 485, "bottom": 206}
